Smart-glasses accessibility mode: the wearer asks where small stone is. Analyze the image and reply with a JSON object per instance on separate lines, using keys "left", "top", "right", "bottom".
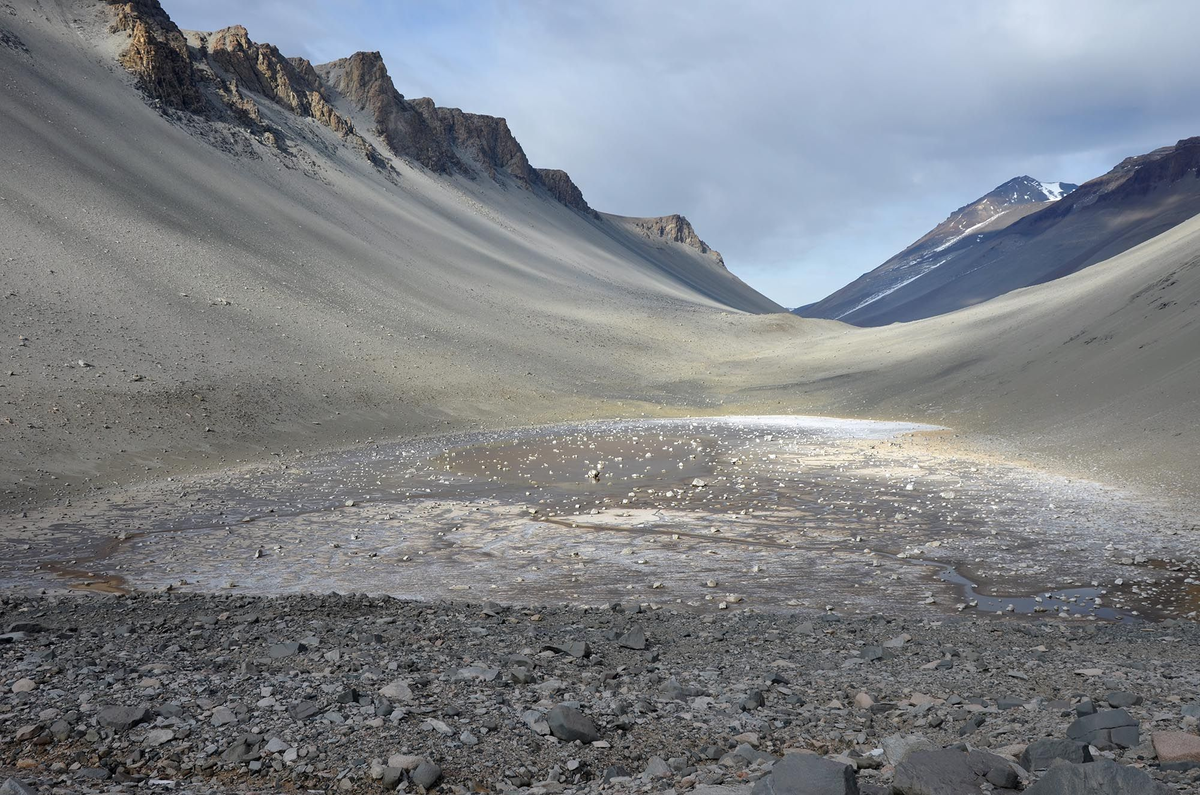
{"left": 144, "top": 728, "right": 175, "bottom": 747}
{"left": 380, "top": 679, "right": 413, "bottom": 702}
{"left": 387, "top": 754, "right": 422, "bottom": 771}
{"left": 211, "top": 706, "right": 237, "bottom": 726}
{"left": 264, "top": 737, "right": 291, "bottom": 754}
{"left": 13, "top": 725, "right": 41, "bottom": 743}
{"left": 643, "top": 756, "right": 672, "bottom": 779}
{"left": 288, "top": 700, "right": 320, "bottom": 721}
{"left": 411, "top": 760, "right": 441, "bottom": 789}
{"left": 881, "top": 734, "right": 934, "bottom": 766}
{"left": 267, "top": 641, "right": 305, "bottom": 658}
{"left": 1106, "top": 692, "right": 1142, "bottom": 708}
{"left": 618, "top": 624, "right": 647, "bottom": 650}
{"left": 11, "top": 679, "right": 36, "bottom": 694}
{"left": 96, "top": 706, "right": 151, "bottom": 732}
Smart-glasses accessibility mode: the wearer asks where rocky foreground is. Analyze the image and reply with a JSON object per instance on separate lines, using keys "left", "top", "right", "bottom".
{"left": 1, "top": 594, "right": 1199, "bottom": 795}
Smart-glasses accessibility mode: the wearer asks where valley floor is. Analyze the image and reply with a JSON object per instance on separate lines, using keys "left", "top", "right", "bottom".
{"left": 2, "top": 593, "right": 1199, "bottom": 794}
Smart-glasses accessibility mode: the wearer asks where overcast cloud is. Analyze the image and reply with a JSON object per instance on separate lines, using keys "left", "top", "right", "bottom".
{"left": 161, "top": 0, "right": 1200, "bottom": 306}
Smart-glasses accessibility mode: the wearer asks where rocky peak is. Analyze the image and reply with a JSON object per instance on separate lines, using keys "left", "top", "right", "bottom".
{"left": 986, "top": 175, "right": 1077, "bottom": 206}
{"left": 902, "top": 175, "right": 1077, "bottom": 257}
{"left": 105, "top": 0, "right": 205, "bottom": 112}
{"left": 190, "top": 26, "right": 381, "bottom": 163}
{"left": 536, "top": 169, "right": 597, "bottom": 218}
{"left": 410, "top": 100, "right": 537, "bottom": 186}
{"left": 316, "top": 52, "right": 464, "bottom": 175}
{"left": 633, "top": 215, "right": 724, "bottom": 266}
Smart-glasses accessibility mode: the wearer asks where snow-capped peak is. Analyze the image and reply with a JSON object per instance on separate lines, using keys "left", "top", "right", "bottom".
{"left": 1038, "top": 180, "right": 1068, "bottom": 201}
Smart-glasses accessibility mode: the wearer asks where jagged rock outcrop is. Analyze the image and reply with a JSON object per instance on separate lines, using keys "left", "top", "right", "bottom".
{"left": 106, "top": 0, "right": 204, "bottom": 112}
{"left": 317, "top": 52, "right": 542, "bottom": 188}
{"left": 633, "top": 215, "right": 724, "bottom": 266}
{"left": 99, "top": 3, "right": 721, "bottom": 247}
{"left": 536, "top": 168, "right": 598, "bottom": 218}
{"left": 202, "top": 26, "right": 382, "bottom": 163}
{"left": 317, "top": 52, "right": 464, "bottom": 174}
{"left": 411, "top": 100, "right": 538, "bottom": 186}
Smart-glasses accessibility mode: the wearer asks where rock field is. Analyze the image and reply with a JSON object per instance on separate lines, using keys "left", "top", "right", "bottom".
{"left": 2, "top": 593, "right": 1199, "bottom": 794}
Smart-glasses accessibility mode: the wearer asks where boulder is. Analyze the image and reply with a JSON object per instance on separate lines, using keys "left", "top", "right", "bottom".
{"left": 546, "top": 704, "right": 600, "bottom": 743}
{"left": 1019, "top": 738, "right": 1092, "bottom": 771}
{"left": 618, "top": 624, "right": 647, "bottom": 650}
{"left": 893, "top": 748, "right": 1012, "bottom": 795}
{"left": 882, "top": 734, "right": 935, "bottom": 766}
{"left": 1066, "top": 708, "right": 1138, "bottom": 749}
{"left": 96, "top": 706, "right": 151, "bottom": 732}
{"left": 1152, "top": 731, "right": 1200, "bottom": 770}
{"left": 411, "top": 761, "right": 441, "bottom": 789}
{"left": 1024, "top": 758, "right": 1169, "bottom": 794}
{"left": 751, "top": 753, "right": 859, "bottom": 794}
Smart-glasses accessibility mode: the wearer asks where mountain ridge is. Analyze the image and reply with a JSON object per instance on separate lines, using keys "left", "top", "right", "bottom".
{"left": 103, "top": 2, "right": 720, "bottom": 262}
{"left": 798, "top": 174, "right": 1077, "bottom": 321}
{"left": 800, "top": 138, "right": 1200, "bottom": 325}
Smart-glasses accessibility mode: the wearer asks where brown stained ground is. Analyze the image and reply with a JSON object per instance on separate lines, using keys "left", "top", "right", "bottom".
{"left": 2, "top": 418, "right": 1198, "bottom": 621}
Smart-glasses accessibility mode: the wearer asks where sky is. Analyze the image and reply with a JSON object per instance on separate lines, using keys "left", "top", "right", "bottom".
{"left": 161, "top": 0, "right": 1200, "bottom": 307}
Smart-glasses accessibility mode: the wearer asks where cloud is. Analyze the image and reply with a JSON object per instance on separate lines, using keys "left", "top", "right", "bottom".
{"left": 160, "top": 0, "right": 1200, "bottom": 305}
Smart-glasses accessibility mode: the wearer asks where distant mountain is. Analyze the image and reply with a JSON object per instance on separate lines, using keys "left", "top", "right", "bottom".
{"left": 797, "top": 176, "right": 1078, "bottom": 323}
{"left": 801, "top": 138, "right": 1200, "bottom": 325}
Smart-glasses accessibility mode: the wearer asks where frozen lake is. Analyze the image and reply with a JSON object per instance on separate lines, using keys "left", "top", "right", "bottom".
{"left": 2, "top": 417, "right": 1196, "bottom": 621}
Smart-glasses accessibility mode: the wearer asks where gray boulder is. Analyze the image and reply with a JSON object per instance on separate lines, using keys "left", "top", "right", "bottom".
{"left": 882, "top": 734, "right": 935, "bottom": 766}
{"left": 1019, "top": 738, "right": 1092, "bottom": 771}
{"left": 1024, "top": 758, "right": 1169, "bottom": 794}
{"left": 751, "top": 753, "right": 859, "bottom": 795}
{"left": 893, "top": 748, "right": 1012, "bottom": 795}
{"left": 546, "top": 704, "right": 600, "bottom": 743}
{"left": 411, "top": 761, "right": 441, "bottom": 789}
{"left": 1066, "top": 708, "right": 1139, "bottom": 749}
{"left": 1, "top": 778, "right": 38, "bottom": 795}
{"left": 618, "top": 624, "right": 647, "bottom": 650}
{"left": 96, "top": 706, "right": 151, "bottom": 732}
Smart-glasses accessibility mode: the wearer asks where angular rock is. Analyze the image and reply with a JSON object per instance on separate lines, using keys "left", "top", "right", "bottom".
{"left": 380, "top": 766, "right": 403, "bottom": 790}
{"left": 546, "top": 704, "right": 601, "bottom": 743}
{"left": 618, "top": 624, "right": 647, "bottom": 650}
{"left": 267, "top": 641, "right": 305, "bottom": 658}
{"left": 1152, "top": 731, "right": 1200, "bottom": 770}
{"left": 387, "top": 754, "right": 423, "bottom": 771}
{"left": 893, "top": 748, "right": 1010, "bottom": 795}
{"left": 411, "top": 760, "right": 441, "bottom": 789}
{"left": 1019, "top": 738, "right": 1092, "bottom": 771}
{"left": 1066, "top": 708, "right": 1138, "bottom": 749}
{"left": 144, "top": 728, "right": 175, "bottom": 747}
{"left": 288, "top": 700, "right": 320, "bottom": 721}
{"left": 380, "top": 679, "right": 413, "bottom": 702}
{"left": 96, "top": 705, "right": 151, "bottom": 732}
{"left": 0, "top": 778, "right": 37, "bottom": 795}
{"left": 751, "top": 753, "right": 859, "bottom": 795}
{"left": 211, "top": 706, "right": 237, "bottom": 726}
{"left": 1105, "top": 691, "right": 1142, "bottom": 708}
{"left": 643, "top": 756, "right": 672, "bottom": 779}
{"left": 1024, "top": 758, "right": 1169, "bottom": 794}
{"left": 881, "top": 734, "right": 934, "bottom": 766}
